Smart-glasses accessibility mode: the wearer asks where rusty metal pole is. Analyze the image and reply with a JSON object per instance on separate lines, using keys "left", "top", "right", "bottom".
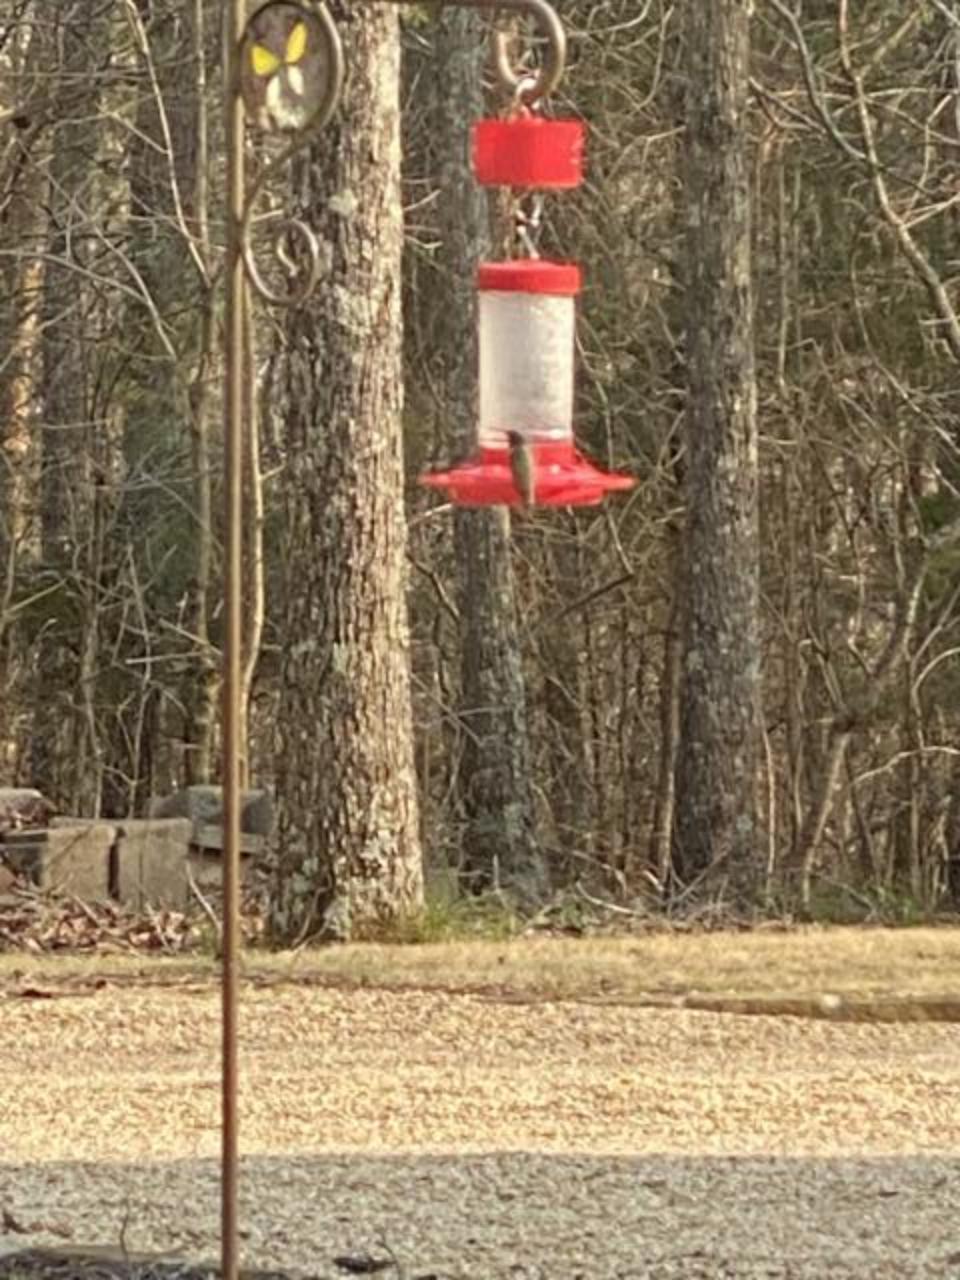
{"left": 223, "top": 4, "right": 245, "bottom": 1280}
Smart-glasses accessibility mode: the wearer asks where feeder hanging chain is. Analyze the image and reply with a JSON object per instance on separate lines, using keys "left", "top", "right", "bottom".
{"left": 515, "top": 192, "right": 545, "bottom": 260}
{"left": 505, "top": 71, "right": 548, "bottom": 260}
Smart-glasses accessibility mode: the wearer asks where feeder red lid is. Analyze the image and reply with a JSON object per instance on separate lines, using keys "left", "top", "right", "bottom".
{"left": 473, "top": 116, "right": 585, "bottom": 189}
{"left": 477, "top": 260, "right": 582, "bottom": 296}
{"left": 420, "top": 441, "right": 633, "bottom": 508}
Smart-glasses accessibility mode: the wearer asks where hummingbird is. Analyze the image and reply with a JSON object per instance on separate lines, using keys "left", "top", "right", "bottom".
{"left": 507, "top": 430, "right": 536, "bottom": 507}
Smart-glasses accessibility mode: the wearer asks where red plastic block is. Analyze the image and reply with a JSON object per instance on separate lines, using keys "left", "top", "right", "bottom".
{"left": 472, "top": 117, "right": 585, "bottom": 189}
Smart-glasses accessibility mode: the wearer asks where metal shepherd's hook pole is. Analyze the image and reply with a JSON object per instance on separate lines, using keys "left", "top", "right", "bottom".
{"left": 221, "top": 3, "right": 343, "bottom": 1278}
{"left": 222, "top": 5, "right": 245, "bottom": 1280}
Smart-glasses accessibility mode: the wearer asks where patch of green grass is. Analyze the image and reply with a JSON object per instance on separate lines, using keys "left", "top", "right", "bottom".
{"left": 805, "top": 880, "right": 934, "bottom": 927}
{"left": 376, "top": 889, "right": 522, "bottom": 944}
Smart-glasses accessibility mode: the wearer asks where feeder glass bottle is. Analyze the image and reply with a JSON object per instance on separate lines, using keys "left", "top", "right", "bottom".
{"left": 478, "top": 261, "right": 581, "bottom": 448}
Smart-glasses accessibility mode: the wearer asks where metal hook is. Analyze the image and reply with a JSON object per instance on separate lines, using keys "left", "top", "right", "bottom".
{"left": 487, "top": 0, "right": 566, "bottom": 106}
{"left": 358, "top": 0, "right": 566, "bottom": 107}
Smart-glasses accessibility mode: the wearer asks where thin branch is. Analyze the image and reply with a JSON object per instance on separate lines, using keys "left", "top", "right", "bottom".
{"left": 763, "top": 0, "right": 867, "bottom": 164}
{"left": 836, "top": 0, "right": 960, "bottom": 364}
{"left": 408, "top": 555, "right": 461, "bottom": 623}
{"left": 120, "top": 0, "right": 209, "bottom": 287}
{"left": 547, "top": 572, "right": 633, "bottom": 626}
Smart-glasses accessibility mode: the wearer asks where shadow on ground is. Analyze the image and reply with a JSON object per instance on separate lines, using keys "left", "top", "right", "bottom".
{"left": 0, "top": 1153, "right": 958, "bottom": 1279}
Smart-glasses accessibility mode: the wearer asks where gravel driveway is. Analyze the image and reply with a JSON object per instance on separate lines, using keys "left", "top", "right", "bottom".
{"left": 0, "top": 980, "right": 958, "bottom": 1277}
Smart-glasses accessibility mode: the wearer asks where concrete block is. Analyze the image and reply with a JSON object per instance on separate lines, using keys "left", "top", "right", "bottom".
{"left": 114, "top": 818, "right": 191, "bottom": 910}
{"left": 240, "top": 790, "right": 273, "bottom": 837}
{"left": 149, "top": 786, "right": 273, "bottom": 837}
{"left": 0, "top": 788, "right": 55, "bottom": 830}
{"left": 3, "top": 824, "right": 114, "bottom": 900}
{"left": 187, "top": 846, "right": 259, "bottom": 893}
{"left": 192, "top": 823, "right": 263, "bottom": 857}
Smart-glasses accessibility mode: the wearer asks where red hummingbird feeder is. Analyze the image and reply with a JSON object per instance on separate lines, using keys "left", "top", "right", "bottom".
{"left": 420, "top": 106, "right": 633, "bottom": 509}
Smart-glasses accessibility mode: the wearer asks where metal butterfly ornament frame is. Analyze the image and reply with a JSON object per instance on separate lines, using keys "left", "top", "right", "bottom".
{"left": 237, "top": 1, "right": 344, "bottom": 306}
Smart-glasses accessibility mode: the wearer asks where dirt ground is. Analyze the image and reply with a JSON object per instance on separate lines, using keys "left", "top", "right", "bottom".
{"left": 1, "top": 930, "right": 959, "bottom": 1278}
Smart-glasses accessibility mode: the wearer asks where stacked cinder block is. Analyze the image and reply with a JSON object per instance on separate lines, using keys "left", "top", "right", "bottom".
{"left": 6, "top": 813, "right": 192, "bottom": 908}
{"left": 46, "top": 816, "right": 193, "bottom": 908}
{"left": 0, "top": 785, "right": 273, "bottom": 907}
{"left": 150, "top": 785, "right": 273, "bottom": 891}
{"left": 4, "top": 821, "right": 115, "bottom": 901}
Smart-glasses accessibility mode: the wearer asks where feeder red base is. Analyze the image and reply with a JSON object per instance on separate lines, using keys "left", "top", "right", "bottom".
{"left": 472, "top": 117, "right": 585, "bottom": 189}
{"left": 420, "top": 441, "right": 634, "bottom": 508}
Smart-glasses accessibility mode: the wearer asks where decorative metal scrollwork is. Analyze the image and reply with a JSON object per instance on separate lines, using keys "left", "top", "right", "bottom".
{"left": 237, "top": 0, "right": 344, "bottom": 307}
{"left": 233, "top": 0, "right": 564, "bottom": 309}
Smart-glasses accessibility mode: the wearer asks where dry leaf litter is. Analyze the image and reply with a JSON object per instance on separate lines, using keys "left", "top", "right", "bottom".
{"left": 0, "top": 872, "right": 265, "bottom": 955}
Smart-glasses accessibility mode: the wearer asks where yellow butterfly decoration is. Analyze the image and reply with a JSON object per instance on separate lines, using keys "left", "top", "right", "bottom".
{"left": 251, "top": 20, "right": 308, "bottom": 78}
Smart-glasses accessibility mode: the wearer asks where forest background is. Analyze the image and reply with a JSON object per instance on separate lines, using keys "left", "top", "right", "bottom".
{"left": 2, "top": 0, "right": 960, "bottom": 942}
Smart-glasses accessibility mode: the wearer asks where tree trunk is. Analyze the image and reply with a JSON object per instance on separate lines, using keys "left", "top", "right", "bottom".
{"left": 672, "top": 0, "right": 761, "bottom": 901}
{"left": 123, "top": 0, "right": 217, "bottom": 797}
{"left": 649, "top": 567, "right": 682, "bottom": 890}
{"left": 434, "top": 9, "right": 546, "bottom": 905}
{"left": 0, "top": 9, "right": 49, "bottom": 782}
{"left": 31, "top": 1, "right": 111, "bottom": 810}
{"left": 269, "top": 4, "right": 423, "bottom": 943}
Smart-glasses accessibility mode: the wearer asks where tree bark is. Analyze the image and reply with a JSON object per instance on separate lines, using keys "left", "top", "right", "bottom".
{"left": 0, "top": 9, "right": 49, "bottom": 782}
{"left": 672, "top": 0, "right": 761, "bottom": 901}
{"left": 650, "top": 562, "right": 682, "bottom": 889}
{"left": 269, "top": 4, "right": 423, "bottom": 942}
{"left": 123, "top": 0, "right": 217, "bottom": 797}
{"left": 31, "top": 1, "right": 112, "bottom": 811}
